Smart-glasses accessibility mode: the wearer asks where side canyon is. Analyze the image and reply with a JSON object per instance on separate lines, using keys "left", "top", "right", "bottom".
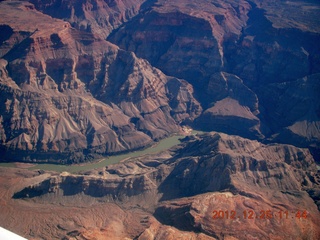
{"left": 0, "top": 0, "right": 320, "bottom": 239}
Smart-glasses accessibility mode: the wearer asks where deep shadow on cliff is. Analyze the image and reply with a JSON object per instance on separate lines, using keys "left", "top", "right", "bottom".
{"left": 0, "top": 0, "right": 320, "bottom": 161}
{"left": 7, "top": 132, "right": 320, "bottom": 239}
{"left": 0, "top": 1, "right": 202, "bottom": 163}
{"left": 107, "top": 0, "right": 320, "bottom": 157}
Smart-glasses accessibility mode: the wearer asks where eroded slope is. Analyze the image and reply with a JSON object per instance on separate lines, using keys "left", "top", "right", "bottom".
{"left": 5, "top": 132, "right": 320, "bottom": 239}
{"left": 107, "top": 0, "right": 320, "bottom": 152}
{"left": 0, "top": 1, "right": 201, "bottom": 163}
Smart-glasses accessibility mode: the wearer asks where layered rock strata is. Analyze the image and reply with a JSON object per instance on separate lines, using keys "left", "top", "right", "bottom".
{"left": 0, "top": 0, "right": 320, "bottom": 160}
{"left": 0, "top": 1, "right": 201, "bottom": 163}
{"left": 107, "top": 0, "right": 320, "bottom": 153}
{"left": 7, "top": 132, "right": 320, "bottom": 239}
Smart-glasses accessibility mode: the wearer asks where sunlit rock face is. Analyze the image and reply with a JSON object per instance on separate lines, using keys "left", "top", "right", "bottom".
{"left": 0, "top": 1, "right": 201, "bottom": 163}
{"left": 29, "top": 0, "right": 148, "bottom": 39}
{"left": 8, "top": 132, "right": 320, "bottom": 239}
{"left": 1, "top": 0, "right": 320, "bottom": 160}
{"left": 0, "top": 1, "right": 319, "bottom": 239}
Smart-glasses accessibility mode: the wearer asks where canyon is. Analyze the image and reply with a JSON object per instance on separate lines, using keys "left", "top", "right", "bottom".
{"left": 0, "top": 0, "right": 320, "bottom": 239}
{"left": 0, "top": 0, "right": 319, "bottom": 163}
{"left": 2, "top": 132, "right": 320, "bottom": 239}
{"left": 0, "top": 0, "right": 201, "bottom": 163}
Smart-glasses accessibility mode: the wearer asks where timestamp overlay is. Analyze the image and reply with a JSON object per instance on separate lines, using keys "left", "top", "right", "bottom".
{"left": 212, "top": 210, "right": 308, "bottom": 220}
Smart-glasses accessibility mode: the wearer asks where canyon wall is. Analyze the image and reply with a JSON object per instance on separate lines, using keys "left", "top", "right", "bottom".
{"left": 0, "top": 0, "right": 319, "bottom": 160}
{"left": 6, "top": 133, "right": 320, "bottom": 239}
{"left": 0, "top": 1, "right": 201, "bottom": 162}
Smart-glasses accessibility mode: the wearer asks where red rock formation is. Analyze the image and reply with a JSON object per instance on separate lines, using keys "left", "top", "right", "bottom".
{"left": 0, "top": 1, "right": 201, "bottom": 163}
{"left": 29, "top": 0, "right": 148, "bottom": 39}
{"left": 259, "top": 74, "right": 320, "bottom": 149}
{"left": 196, "top": 72, "right": 263, "bottom": 139}
{"left": 107, "top": 0, "right": 320, "bottom": 154}
{"left": 4, "top": 132, "right": 320, "bottom": 239}
{"left": 0, "top": 1, "right": 319, "bottom": 239}
{"left": 1, "top": 0, "right": 320, "bottom": 160}
{"left": 108, "top": 0, "right": 250, "bottom": 84}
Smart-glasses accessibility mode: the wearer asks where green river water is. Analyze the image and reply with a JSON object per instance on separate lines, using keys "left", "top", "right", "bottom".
{"left": 1, "top": 132, "right": 319, "bottom": 173}
{"left": 0, "top": 134, "right": 189, "bottom": 173}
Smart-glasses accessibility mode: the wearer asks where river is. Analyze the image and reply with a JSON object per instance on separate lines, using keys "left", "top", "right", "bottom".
{"left": 0, "top": 133, "right": 191, "bottom": 173}
{"left": 1, "top": 132, "right": 319, "bottom": 173}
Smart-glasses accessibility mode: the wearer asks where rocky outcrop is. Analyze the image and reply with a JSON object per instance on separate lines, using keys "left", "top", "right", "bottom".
{"left": 195, "top": 72, "right": 263, "bottom": 139}
{"left": 107, "top": 0, "right": 320, "bottom": 153}
{"left": 224, "top": 2, "right": 320, "bottom": 85}
{"left": 258, "top": 74, "right": 320, "bottom": 150}
{"left": 107, "top": 0, "right": 268, "bottom": 141}
{"left": 9, "top": 132, "right": 320, "bottom": 239}
{"left": 0, "top": 1, "right": 201, "bottom": 163}
{"left": 29, "top": 0, "right": 148, "bottom": 39}
{"left": 108, "top": 0, "right": 250, "bottom": 89}
{"left": 14, "top": 132, "right": 319, "bottom": 200}
{"left": 1, "top": 0, "right": 320, "bottom": 161}
{"left": 0, "top": 1, "right": 319, "bottom": 239}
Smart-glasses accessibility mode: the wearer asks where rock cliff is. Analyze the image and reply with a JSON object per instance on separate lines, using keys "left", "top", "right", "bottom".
{"left": 1, "top": 0, "right": 320, "bottom": 239}
{"left": 0, "top": 1, "right": 201, "bottom": 163}
{"left": 1, "top": 0, "right": 320, "bottom": 161}
{"left": 29, "top": 0, "right": 148, "bottom": 39}
{"left": 107, "top": 0, "right": 320, "bottom": 154}
{"left": 6, "top": 132, "right": 320, "bottom": 239}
